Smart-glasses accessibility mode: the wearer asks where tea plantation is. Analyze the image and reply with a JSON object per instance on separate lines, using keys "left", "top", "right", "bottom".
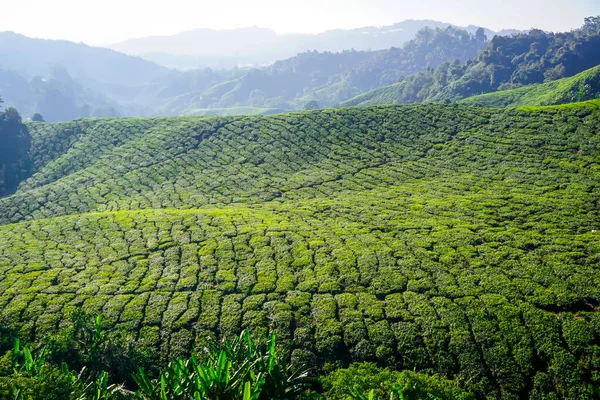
{"left": 1, "top": 103, "right": 600, "bottom": 398}
{"left": 460, "top": 66, "right": 600, "bottom": 108}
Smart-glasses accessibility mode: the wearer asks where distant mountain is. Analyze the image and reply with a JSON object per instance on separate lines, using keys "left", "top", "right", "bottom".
{"left": 157, "top": 26, "right": 489, "bottom": 114}
{"left": 0, "top": 32, "right": 174, "bottom": 121}
{"left": 4, "top": 18, "right": 594, "bottom": 122}
{"left": 0, "top": 24, "right": 516, "bottom": 121}
{"left": 110, "top": 20, "right": 523, "bottom": 69}
{"left": 0, "top": 65, "right": 124, "bottom": 122}
{"left": 0, "top": 32, "right": 167, "bottom": 89}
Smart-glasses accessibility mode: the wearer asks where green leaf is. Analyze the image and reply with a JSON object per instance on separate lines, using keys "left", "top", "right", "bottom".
{"left": 243, "top": 381, "right": 251, "bottom": 400}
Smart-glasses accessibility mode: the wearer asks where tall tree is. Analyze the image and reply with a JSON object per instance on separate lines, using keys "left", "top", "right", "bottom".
{"left": 583, "top": 16, "right": 600, "bottom": 34}
{"left": 31, "top": 113, "right": 45, "bottom": 122}
{"left": 475, "top": 28, "right": 487, "bottom": 43}
{"left": 0, "top": 107, "right": 32, "bottom": 196}
{"left": 304, "top": 100, "right": 320, "bottom": 110}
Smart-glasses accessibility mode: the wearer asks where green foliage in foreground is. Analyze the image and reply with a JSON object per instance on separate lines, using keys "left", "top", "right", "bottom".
{"left": 460, "top": 65, "right": 600, "bottom": 108}
{"left": 0, "top": 102, "right": 600, "bottom": 398}
{"left": 0, "top": 312, "right": 138, "bottom": 399}
{"left": 1, "top": 315, "right": 462, "bottom": 399}
{"left": 133, "top": 330, "right": 314, "bottom": 400}
{"left": 1, "top": 315, "right": 317, "bottom": 399}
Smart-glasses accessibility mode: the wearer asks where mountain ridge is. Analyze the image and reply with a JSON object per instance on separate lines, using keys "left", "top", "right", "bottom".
{"left": 109, "top": 19, "right": 524, "bottom": 69}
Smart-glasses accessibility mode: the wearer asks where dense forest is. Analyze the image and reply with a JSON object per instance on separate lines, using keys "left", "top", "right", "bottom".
{"left": 459, "top": 65, "right": 600, "bottom": 107}
{"left": 0, "top": 96, "right": 31, "bottom": 197}
{"left": 0, "top": 101, "right": 600, "bottom": 398}
{"left": 343, "top": 17, "right": 600, "bottom": 107}
{"left": 155, "top": 26, "right": 489, "bottom": 113}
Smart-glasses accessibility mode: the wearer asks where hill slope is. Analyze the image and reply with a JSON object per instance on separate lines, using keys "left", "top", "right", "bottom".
{"left": 345, "top": 65, "right": 600, "bottom": 108}
{"left": 459, "top": 65, "right": 600, "bottom": 107}
{"left": 1, "top": 103, "right": 600, "bottom": 398}
{"left": 165, "top": 26, "right": 488, "bottom": 113}
{"left": 342, "top": 18, "right": 600, "bottom": 108}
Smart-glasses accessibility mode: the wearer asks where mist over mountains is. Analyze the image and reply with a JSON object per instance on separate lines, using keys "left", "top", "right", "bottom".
{"left": 109, "top": 20, "right": 524, "bottom": 69}
{"left": 1, "top": 19, "right": 501, "bottom": 121}
{"left": 1, "top": 17, "right": 596, "bottom": 123}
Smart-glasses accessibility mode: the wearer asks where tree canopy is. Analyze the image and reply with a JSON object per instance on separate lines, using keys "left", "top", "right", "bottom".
{"left": 343, "top": 16, "right": 600, "bottom": 107}
{"left": 31, "top": 113, "right": 45, "bottom": 122}
{"left": 0, "top": 107, "right": 32, "bottom": 196}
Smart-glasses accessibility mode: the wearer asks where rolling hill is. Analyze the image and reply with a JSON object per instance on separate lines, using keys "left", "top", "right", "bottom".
{"left": 0, "top": 32, "right": 167, "bottom": 89}
{"left": 1, "top": 102, "right": 600, "bottom": 398}
{"left": 0, "top": 65, "right": 125, "bottom": 122}
{"left": 0, "top": 25, "right": 486, "bottom": 120}
{"left": 459, "top": 65, "right": 600, "bottom": 107}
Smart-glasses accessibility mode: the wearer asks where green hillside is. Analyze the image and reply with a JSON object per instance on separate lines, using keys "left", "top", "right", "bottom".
{"left": 340, "top": 81, "right": 407, "bottom": 107}
{"left": 153, "top": 26, "right": 486, "bottom": 114}
{"left": 1, "top": 103, "right": 600, "bottom": 398}
{"left": 460, "top": 65, "right": 600, "bottom": 107}
{"left": 342, "top": 18, "right": 600, "bottom": 109}
{"left": 345, "top": 65, "right": 600, "bottom": 109}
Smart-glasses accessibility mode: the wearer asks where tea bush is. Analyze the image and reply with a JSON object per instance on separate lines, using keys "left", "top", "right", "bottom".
{"left": 1, "top": 103, "right": 599, "bottom": 398}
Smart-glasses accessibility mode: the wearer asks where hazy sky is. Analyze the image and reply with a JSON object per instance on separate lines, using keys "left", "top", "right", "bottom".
{"left": 3, "top": 0, "right": 599, "bottom": 45}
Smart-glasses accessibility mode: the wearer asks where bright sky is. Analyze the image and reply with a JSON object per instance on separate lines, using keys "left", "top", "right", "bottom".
{"left": 2, "top": 0, "right": 599, "bottom": 45}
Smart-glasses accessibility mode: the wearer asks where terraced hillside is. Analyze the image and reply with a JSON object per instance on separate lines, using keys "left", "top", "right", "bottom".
{"left": 340, "top": 81, "right": 407, "bottom": 107}
{"left": 341, "top": 65, "right": 600, "bottom": 109}
{"left": 1, "top": 103, "right": 600, "bottom": 398}
{"left": 460, "top": 66, "right": 600, "bottom": 108}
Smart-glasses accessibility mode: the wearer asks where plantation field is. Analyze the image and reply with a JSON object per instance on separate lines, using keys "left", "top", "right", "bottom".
{"left": 341, "top": 66, "right": 600, "bottom": 109}
{"left": 1, "top": 103, "right": 600, "bottom": 398}
{"left": 460, "top": 66, "right": 600, "bottom": 108}
{"left": 181, "top": 107, "right": 285, "bottom": 117}
{"left": 340, "top": 81, "right": 407, "bottom": 107}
